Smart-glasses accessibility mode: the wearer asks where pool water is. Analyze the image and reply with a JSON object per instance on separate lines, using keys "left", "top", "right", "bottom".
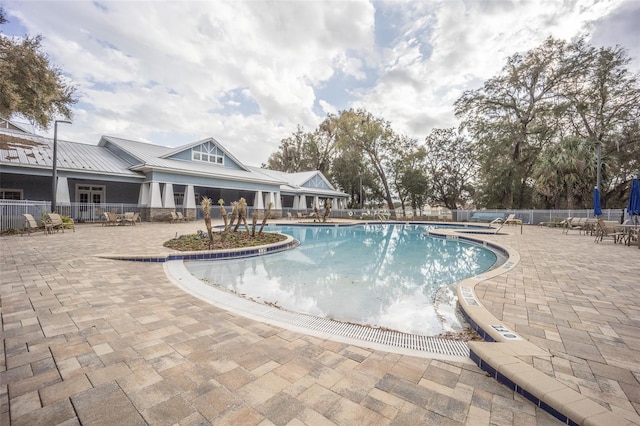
{"left": 185, "top": 223, "right": 499, "bottom": 336}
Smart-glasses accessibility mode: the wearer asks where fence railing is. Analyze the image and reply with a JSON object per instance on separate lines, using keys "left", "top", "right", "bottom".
{"left": 1, "top": 200, "right": 629, "bottom": 232}
{"left": 0, "top": 201, "right": 141, "bottom": 231}
{"left": 452, "top": 209, "right": 626, "bottom": 225}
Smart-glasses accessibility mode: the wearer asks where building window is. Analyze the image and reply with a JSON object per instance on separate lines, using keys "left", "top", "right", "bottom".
{"left": 192, "top": 141, "right": 224, "bottom": 164}
{"left": 0, "top": 189, "right": 23, "bottom": 200}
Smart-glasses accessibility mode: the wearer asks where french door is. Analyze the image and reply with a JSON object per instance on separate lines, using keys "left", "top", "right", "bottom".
{"left": 76, "top": 185, "right": 105, "bottom": 220}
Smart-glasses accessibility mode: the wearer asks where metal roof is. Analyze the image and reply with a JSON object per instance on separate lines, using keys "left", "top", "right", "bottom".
{"left": 250, "top": 167, "right": 347, "bottom": 197}
{"left": 100, "top": 136, "right": 284, "bottom": 185}
{"left": 0, "top": 130, "right": 142, "bottom": 177}
{"left": 1, "top": 129, "right": 347, "bottom": 197}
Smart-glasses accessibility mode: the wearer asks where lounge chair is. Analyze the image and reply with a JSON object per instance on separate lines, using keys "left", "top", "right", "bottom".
{"left": 374, "top": 210, "right": 390, "bottom": 221}
{"left": 46, "top": 213, "right": 74, "bottom": 233}
{"left": 287, "top": 212, "right": 293, "bottom": 220}
{"left": 562, "top": 217, "right": 584, "bottom": 234}
{"left": 503, "top": 213, "right": 522, "bottom": 226}
{"left": 176, "top": 212, "right": 185, "bottom": 222}
{"left": 170, "top": 211, "right": 179, "bottom": 222}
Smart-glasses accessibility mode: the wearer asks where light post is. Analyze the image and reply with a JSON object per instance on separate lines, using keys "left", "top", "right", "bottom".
{"left": 51, "top": 119, "right": 71, "bottom": 213}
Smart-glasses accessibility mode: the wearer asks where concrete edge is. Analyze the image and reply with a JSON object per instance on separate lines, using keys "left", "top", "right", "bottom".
{"left": 435, "top": 228, "right": 635, "bottom": 425}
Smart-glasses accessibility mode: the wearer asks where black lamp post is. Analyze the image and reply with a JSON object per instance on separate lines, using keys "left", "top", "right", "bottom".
{"left": 51, "top": 119, "right": 71, "bottom": 213}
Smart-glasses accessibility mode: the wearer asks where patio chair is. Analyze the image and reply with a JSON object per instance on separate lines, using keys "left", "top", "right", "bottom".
{"left": 170, "top": 211, "right": 179, "bottom": 222}
{"left": 103, "top": 212, "right": 120, "bottom": 226}
{"left": 581, "top": 218, "right": 598, "bottom": 236}
{"left": 46, "top": 213, "right": 74, "bottom": 233}
{"left": 122, "top": 212, "right": 137, "bottom": 225}
{"left": 176, "top": 212, "right": 185, "bottom": 222}
{"left": 594, "top": 219, "right": 625, "bottom": 244}
{"left": 22, "top": 213, "right": 48, "bottom": 236}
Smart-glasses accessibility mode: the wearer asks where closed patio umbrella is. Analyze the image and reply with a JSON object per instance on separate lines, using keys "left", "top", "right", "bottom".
{"left": 593, "top": 187, "right": 602, "bottom": 217}
{"left": 627, "top": 176, "right": 640, "bottom": 223}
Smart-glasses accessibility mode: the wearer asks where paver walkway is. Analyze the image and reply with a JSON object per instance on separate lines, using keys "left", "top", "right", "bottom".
{"left": 0, "top": 221, "right": 638, "bottom": 425}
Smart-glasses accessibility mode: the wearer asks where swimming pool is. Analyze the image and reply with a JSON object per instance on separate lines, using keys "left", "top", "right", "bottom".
{"left": 185, "top": 223, "right": 501, "bottom": 336}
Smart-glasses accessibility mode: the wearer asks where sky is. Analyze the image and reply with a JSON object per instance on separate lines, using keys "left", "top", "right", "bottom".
{"left": 2, "top": 0, "right": 639, "bottom": 167}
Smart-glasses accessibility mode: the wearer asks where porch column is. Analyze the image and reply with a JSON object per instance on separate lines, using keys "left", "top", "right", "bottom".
{"left": 162, "top": 183, "right": 176, "bottom": 209}
{"left": 292, "top": 196, "right": 299, "bottom": 210}
{"left": 138, "top": 183, "right": 150, "bottom": 206}
{"left": 264, "top": 192, "right": 272, "bottom": 209}
{"left": 56, "top": 176, "right": 71, "bottom": 204}
{"left": 313, "top": 196, "right": 320, "bottom": 210}
{"left": 332, "top": 198, "right": 338, "bottom": 210}
{"left": 184, "top": 185, "right": 196, "bottom": 209}
{"left": 299, "top": 195, "right": 307, "bottom": 210}
{"left": 274, "top": 191, "right": 282, "bottom": 210}
{"left": 149, "top": 182, "right": 163, "bottom": 208}
{"left": 254, "top": 191, "right": 264, "bottom": 209}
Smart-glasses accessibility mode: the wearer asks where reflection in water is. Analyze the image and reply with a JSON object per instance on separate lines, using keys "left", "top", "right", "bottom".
{"left": 186, "top": 224, "right": 497, "bottom": 336}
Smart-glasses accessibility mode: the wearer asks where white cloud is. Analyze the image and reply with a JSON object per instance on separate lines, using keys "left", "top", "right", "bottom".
{"left": 357, "top": 0, "right": 631, "bottom": 141}
{"left": 2, "top": 0, "right": 637, "bottom": 166}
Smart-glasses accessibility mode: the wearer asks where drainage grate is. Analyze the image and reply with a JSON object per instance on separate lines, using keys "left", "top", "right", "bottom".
{"left": 263, "top": 309, "right": 470, "bottom": 358}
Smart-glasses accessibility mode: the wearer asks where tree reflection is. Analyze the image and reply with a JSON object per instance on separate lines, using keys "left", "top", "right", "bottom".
{"left": 187, "top": 224, "right": 497, "bottom": 336}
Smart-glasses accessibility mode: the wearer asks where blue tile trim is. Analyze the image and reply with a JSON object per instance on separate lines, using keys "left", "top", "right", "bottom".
{"left": 459, "top": 304, "right": 494, "bottom": 343}
{"left": 115, "top": 240, "right": 294, "bottom": 263}
{"left": 539, "top": 400, "right": 570, "bottom": 424}
{"left": 496, "top": 372, "right": 516, "bottom": 391}
{"left": 471, "top": 344, "right": 579, "bottom": 425}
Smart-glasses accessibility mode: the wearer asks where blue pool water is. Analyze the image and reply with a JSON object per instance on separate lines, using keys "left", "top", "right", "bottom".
{"left": 185, "top": 223, "right": 499, "bottom": 336}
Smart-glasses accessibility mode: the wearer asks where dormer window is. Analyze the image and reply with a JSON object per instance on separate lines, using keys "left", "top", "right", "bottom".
{"left": 192, "top": 141, "right": 224, "bottom": 164}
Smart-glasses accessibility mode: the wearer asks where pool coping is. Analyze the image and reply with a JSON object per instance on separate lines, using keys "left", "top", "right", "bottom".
{"left": 427, "top": 227, "right": 630, "bottom": 426}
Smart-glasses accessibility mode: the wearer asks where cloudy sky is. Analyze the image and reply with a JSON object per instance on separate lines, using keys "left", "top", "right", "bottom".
{"left": 2, "top": 0, "right": 639, "bottom": 166}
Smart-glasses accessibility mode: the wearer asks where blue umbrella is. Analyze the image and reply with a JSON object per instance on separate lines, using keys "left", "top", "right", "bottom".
{"left": 627, "top": 176, "right": 640, "bottom": 217}
{"left": 593, "top": 187, "right": 602, "bottom": 217}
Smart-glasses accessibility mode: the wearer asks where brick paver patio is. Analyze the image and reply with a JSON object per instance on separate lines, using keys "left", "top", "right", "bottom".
{"left": 1, "top": 221, "right": 638, "bottom": 425}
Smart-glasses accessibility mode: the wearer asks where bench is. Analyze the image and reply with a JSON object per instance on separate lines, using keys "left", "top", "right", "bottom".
{"left": 470, "top": 212, "right": 505, "bottom": 223}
